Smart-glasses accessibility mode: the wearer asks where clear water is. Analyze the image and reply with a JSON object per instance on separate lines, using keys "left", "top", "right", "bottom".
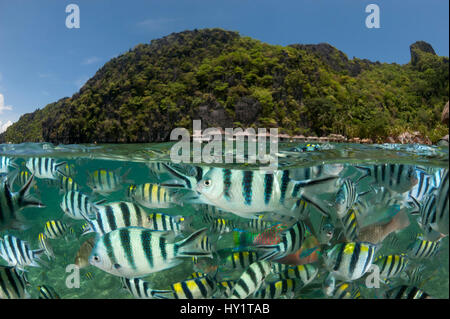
{"left": 0, "top": 142, "right": 448, "bottom": 299}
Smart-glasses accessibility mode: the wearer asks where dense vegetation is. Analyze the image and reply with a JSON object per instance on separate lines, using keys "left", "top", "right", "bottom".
{"left": 1, "top": 29, "right": 448, "bottom": 144}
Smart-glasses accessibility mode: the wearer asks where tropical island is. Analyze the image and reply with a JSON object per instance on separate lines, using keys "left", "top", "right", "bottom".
{"left": 0, "top": 28, "right": 448, "bottom": 145}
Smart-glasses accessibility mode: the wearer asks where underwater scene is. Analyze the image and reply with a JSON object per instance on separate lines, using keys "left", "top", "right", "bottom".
{"left": 0, "top": 142, "right": 448, "bottom": 299}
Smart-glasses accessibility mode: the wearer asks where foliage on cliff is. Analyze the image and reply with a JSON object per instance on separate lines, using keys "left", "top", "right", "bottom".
{"left": 1, "top": 29, "right": 448, "bottom": 144}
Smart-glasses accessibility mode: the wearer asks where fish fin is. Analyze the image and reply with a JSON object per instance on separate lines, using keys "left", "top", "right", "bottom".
{"left": 152, "top": 290, "right": 175, "bottom": 299}
{"left": 176, "top": 228, "right": 213, "bottom": 258}
{"left": 254, "top": 244, "right": 283, "bottom": 261}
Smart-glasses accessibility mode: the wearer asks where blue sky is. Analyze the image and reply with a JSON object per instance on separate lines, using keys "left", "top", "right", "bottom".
{"left": 0, "top": 0, "right": 448, "bottom": 131}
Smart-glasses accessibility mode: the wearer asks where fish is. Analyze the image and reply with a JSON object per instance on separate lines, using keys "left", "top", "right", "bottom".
{"left": 81, "top": 201, "right": 154, "bottom": 236}
{"left": 242, "top": 216, "right": 274, "bottom": 233}
{"left": 318, "top": 215, "right": 335, "bottom": 246}
{"left": 0, "top": 174, "right": 44, "bottom": 231}
{"left": 278, "top": 264, "right": 318, "bottom": 285}
{"left": 254, "top": 221, "right": 307, "bottom": 261}
{"left": 37, "top": 285, "right": 60, "bottom": 299}
{"left": 357, "top": 208, "right": 410, "bottom": 244}
{"left": 165, "top": 275, "right": 217, "bottom": 299}
{"left": 58, "top": 175, "right": 81, "bottom": 193}
{"left": 216, "top": 280, "right": 235, "bottom": 298}
{"left": 385, "top": 285, "right": 431, "bottom": 299}
{"left": 327, "top": 282, "right": 361, "bottom": 299}
{"left": 254, "top": 278, "right": 298, "bottom": 299}
{"left": 334, "top": 178, "right": 370, "bottom": 218}
{"left": 74, "top": 237, "right": 96, "bottom": 269}
{"left": 127, "top": 183, "right": 181, "bottom": 209}
{"left": 120, "top": 277, "right": 171, "bottom": 299}
{"left": 0, "top": 156, "right": 16, "bottom": 174}
{"left": 407, "top": 168, "right": 441, "bottom": 202}
{"left": 89, "top": 227, "right": 213, "bottom": 278}
{"left": 339, "top": 206, "right": 359, "bottom": 242}
{"left": 0, "top": 266, "right": 30, "bottom": 299}
{"left": 60, "top": 191, "right": 98, "bottom": 220}
{"left": 85, "top": 272, "right": 94, "bottom": 280}
{"left": 324, "top": 241, "right": 377, "bottom": 282}
{"left": 373, "top": 254, "right": 409, "bottom": 281}
{"left": 221, "top": 250, "right": 259, "bottom": 271}
{"left": 407, "top": 237, "right": 441, "bottom": 259}
{"left": 194, "top": 167, "right": 338, "bottom": 219}
{"left": 0, "top": 235, "right": 45, "bottom": 270}
{"left": 146, "top": 212, "right": 193, "bottom": 235}
{"left": 210, "top": 218, "right": 237, "bottom": 235}
{"left": 25, "top": 157, "right": 66, "bottom": 180}
{"left": 355, "top": 164, "right": 418, "bottom": 194}
{"left": 434, "top": 169, "right": 448, "bottom": 236}
{"left": 38, "top": 233, "right": 55, "bottom": 260}
{"left": 230, "top": 260, "right": 273, "bottom": 299}
{"left": 194, "top": 204, "right": 227, "bottom": 223}
{"left": 44, "top": 220, "right": 71, "bottom": 239}
{"left": 87, "top": 168, "right": 130, "bottom": 194}
{"left": 188, "top": 272, "right": 206, "bottom": 279}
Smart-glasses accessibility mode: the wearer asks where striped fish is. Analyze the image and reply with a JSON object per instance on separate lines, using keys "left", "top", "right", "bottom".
{"left": 271, "top": 262, "right": 290, "bottom": 274}
{"left": 230, "top": 260, "right": 272, "bottom": 299}
{"left": 188, "top": 272, "right": 206, "bottom": 279}
{"left": 254, "top": 279, "right": 298, "bottom": 299}
{"left": 58, "top": 163, "right": 77, "bottom": 177}
{"left": 38, "top": 285, "right": 60, "bottom": 299}
{"left": 44, "top": 220, "right": 70, "bottom": 239}
{"left": 85, "top": 272, "right": 94, "bottom": 280}
{"left": 288, "top": 164, "right": 344, "bottom": 182}
{"left": 167, "top": 275, "right": 217, "bottom": 299}
{"left": 194, "top": 204, "right": 227, "bottom": 223}
{"left": 216, "top": 280, "right": 235, "bottom": 298}
{"left": 195, "top": 168, "right": 339, "bottom": 219}
{"left": 334, "top": 178, "right": 370, "bottom": 218}
{"left": 60, "top": 191, "right": 97, "bottom": 220}
{"left": 325, "top": 242, "right": 376, "bottom": 281}
{"left": 89, "top": 227, "right": 213, "bottom": 278}
{"left": 407, "top": 238, "right": 440, "bottom": 259}
{"left": 434, "top": 169, "right": 448, "bottom": 236}
{"left": 82, "top": 201, "right": 153, "bottom": 236}
{"left": 127, "top": 183, "right": 179, "bottom": 209}
{"left": 0, "top": 266, "right": 30, "bottom": 299}
{"left": 374, "top": 254, "right": 409, "bottom": 280}
{"left": 355, "top": 164, "right": 418, "bottom": 194}
{"left": 146, "top": 212, "right": 192, "bottom": 235}
{"left": 161, "top": 163, "right": 206, "bottom": 191}
{"left": 407, "top": 169, "right": 441, "bottom": 202}
{"left": 87, "top": 168, "right": 128, "bottom": 194}
{"left": 58, "top": 175, "right": 81, "bottom": 193}
{"left": 329, "top": 282, "right": 361, "bottom": 299}
{"left": 221, "top": 250, "right": 259, "bottom": 271}
{"left": 243, "top": 216, "right": 274, "bottom": 233}
{"left": 254, "top": 221, "right": 307, "bottom": 261}
{"left": 25, "top": 157, "right": 66, "bottom": 180}
{"left": 339, "top": 206, "right": 359, "bottom": 241}
{"left": 1, "top": 174, "right": 44, "bottom": 231}
{"left": 278, "top": 264, "right": 318, "bottom": 287}
{"left": 0, "top": 235, "right": 45, "bottom": 269}
{"left": 0, "top": 156, "right": 16, "bottom": 174}
{"left": 15, "top": 170, "right": 33, "bottom": 188}
{"left": 210, "top": 218, "right": 236, "bottom": 234}
{"left": 385, "top": 285, "right": 431, "bottom": 299}
{"left": 38, "top": 232, "right": 55, "bottom": 260}
{"left": 120, "top": 277, "right": 171, "bottom": 299}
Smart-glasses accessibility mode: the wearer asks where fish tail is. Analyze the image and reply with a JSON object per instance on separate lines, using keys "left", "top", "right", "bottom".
{"left": 17, "top": 174, "right": 45, "bottom": 208}
{"left": 176, "top": 228, "right": 213, "bottom": 258}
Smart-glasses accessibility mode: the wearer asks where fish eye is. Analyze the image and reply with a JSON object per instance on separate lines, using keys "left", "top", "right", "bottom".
{"left": 92, "top": 255, "right": 100, "bottom": 263}
{"left": 203, "top": 179, "right": 212, "bottom": 187}
{"left": 114, "top": 263, "right": 121, "bottom": 269}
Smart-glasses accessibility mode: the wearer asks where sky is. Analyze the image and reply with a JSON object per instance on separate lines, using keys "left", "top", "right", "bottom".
{"left": 0, "top": 0, "right": 448, "bottom": 132}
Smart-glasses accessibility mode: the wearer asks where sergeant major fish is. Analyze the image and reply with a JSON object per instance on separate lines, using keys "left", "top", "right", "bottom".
{"left": 89, "top": 227, "right": 213, "bottom": 278}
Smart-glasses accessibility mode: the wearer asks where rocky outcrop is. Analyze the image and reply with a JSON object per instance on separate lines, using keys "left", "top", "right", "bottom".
{"left": 386, "top": 131, "right": 432, "bottom": 145}
{"left": 410, "top": 41, "right": 436, "bottom": 66}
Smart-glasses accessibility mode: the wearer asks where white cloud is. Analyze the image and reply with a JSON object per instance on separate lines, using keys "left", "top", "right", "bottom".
{"left": 137, "top": 18, "right": 175, "bottom": 30}
{"left": 0, "top": 120, "right": 13, "bottom": 133}
{"left": 81, "top": 56, "right": 101, "bottom": 65}
{"left": 0, "top": 93, "right": 13, "bottom": 114}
